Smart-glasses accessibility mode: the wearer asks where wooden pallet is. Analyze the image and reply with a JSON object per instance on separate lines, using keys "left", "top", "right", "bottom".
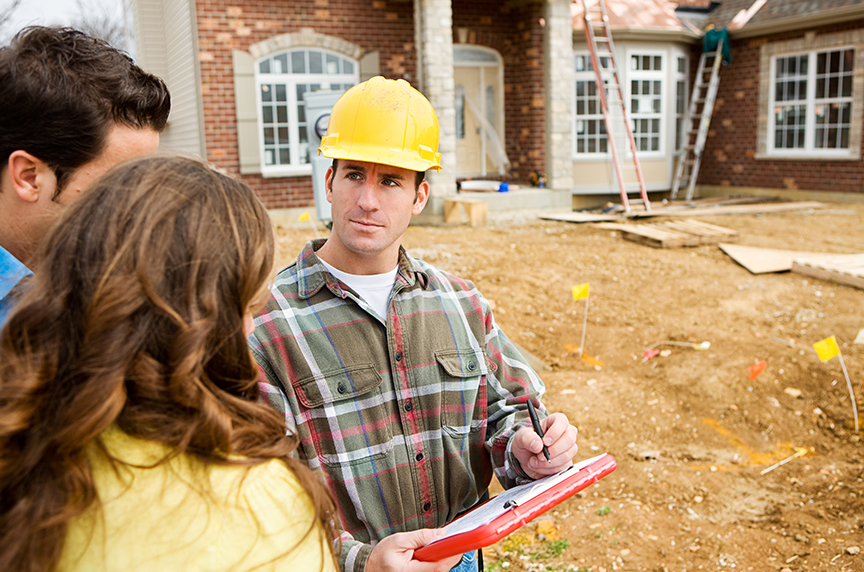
{"left": 595, "top": 219, "right": 738, "bottom": 249}
{"left": 791, "top": 254, "right": 864, "bottom": 290}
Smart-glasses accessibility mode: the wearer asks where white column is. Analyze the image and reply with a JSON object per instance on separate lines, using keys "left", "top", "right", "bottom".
{"left": 544, "top": 0, "right": 574, "bottom": 192}
{"left": 415, "top": 0, "right": 456, "bottom": 217}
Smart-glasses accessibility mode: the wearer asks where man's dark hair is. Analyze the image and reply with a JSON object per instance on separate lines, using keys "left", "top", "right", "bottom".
{"left": 0, "top": 26, "right": 171, "bottom": 193}
{"left": 330, "top": 158, "right": 426, "bottom": 190}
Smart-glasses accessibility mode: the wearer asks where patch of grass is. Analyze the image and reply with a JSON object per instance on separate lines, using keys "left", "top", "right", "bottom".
{"left": 532, "top": 539, "right": 571, "bottom": 560}
{"left": 596, "top": 506, "right": 611, "bottom": 516}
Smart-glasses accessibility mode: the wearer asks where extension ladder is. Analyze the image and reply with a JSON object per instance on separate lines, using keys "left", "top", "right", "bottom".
{"left": 671, "top": 40, "right": 724, "bottom": 201}
{"left": 580, "top": 0, "right": 651, "bottom": 213}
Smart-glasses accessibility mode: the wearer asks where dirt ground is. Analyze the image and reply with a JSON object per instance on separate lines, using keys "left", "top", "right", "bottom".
{"left": 275, "top": 199, "right": 864, "bottom": 572}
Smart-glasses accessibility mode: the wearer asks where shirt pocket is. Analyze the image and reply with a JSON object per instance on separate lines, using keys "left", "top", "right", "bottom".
{"left": 293, "top": 365, "right": 394, "bottom": 466}
{"left": 435, "top": 348, "right": 488, "bottom": 438}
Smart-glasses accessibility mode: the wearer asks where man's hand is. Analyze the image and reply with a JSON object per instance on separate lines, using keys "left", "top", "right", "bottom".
{"left": 365, "top": 529, "right": 463, "bottom": 572}
{"left": 512, "top": 412, "right": 579, "bottom": 479}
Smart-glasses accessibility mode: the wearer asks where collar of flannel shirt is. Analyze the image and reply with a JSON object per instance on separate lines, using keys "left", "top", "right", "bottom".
{"left": 293, "top": 238, "right": 430, "bottom": 300}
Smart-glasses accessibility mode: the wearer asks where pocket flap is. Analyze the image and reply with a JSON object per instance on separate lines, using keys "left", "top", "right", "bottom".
{"left": 435, "top": 349, "right": 488, "bottom": 378}
{"left": 294, "top": 365, "right": 383, "bottom": 408}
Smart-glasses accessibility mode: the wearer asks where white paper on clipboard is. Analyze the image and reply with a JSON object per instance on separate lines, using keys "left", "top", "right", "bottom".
{"left": 436, "top": 454, "right": 607, "bottom": 541}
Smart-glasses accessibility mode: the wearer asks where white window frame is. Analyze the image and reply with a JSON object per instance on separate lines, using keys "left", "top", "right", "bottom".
{"left": 572, "top": 51, "right": 611, "bottom": 159}
{"left": 627, "top": 50, "right": 665, "bottom": 157}
{"left": 674, "top": 53, "right": 688, "bottom": 153}
{"left": 767, "top": 47, "right": 855, "bottom": 158}
{"left": 255, "top": 48, "right": 359, "bottom": 177}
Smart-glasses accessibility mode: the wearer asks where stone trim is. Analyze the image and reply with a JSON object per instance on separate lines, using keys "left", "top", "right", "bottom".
{"left": 757, "top": 29, "right": 864, "bottom": 160}
{"left": 248, "top": 28, "right": 363, "bottom": 61}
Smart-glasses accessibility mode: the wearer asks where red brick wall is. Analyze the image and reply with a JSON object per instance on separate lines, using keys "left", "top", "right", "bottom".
{"left": 452, "top": 0, "right": 546, "bottom": 183}
{"left": 696, "top": 21, "right": 864, "bottom": 196}
{"left": 195, "top": 0, "right": 416, "bottom": 209}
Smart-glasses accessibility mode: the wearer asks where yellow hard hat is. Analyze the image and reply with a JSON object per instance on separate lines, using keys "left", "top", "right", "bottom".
{"left": 318, "top": 76, "right": 442, "bottom": 172}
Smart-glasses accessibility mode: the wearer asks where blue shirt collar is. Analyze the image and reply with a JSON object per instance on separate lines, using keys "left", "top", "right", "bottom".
{"left": 0, "top": 244, "right": 32, "bottom": 326}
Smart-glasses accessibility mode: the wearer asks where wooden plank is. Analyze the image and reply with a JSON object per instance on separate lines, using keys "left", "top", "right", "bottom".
{"left": 679, "top": 219, "right": 739, "bottom": 237}
{"left": 629, "top": 201, "right": 827, "bottom": 218}
{"left": 792, "top": 254, "right": 864, "bottom": 290}
{"left": 619, "top": 225, "right": 702, "bottom": 248}
{"left": 718, "top": 243, "right": 827, "bottom": 274}
{"left": 540, "top": 212, "right": 622, "bottom": 223}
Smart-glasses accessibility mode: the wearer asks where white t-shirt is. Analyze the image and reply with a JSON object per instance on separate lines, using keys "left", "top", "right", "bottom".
{"left": 318, "top": 259, "right": 398, "bottom": 320}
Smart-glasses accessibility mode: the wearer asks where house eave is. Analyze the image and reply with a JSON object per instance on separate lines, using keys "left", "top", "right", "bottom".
{"left": 573, "top": 27, "right": 702, "bottom": 44}
{"left": 729, "top": 5, "right": 864, "bottom": 39}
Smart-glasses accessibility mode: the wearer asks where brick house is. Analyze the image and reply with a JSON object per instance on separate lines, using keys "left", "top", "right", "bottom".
{"left": 692, "top": 0, "right": 864, "bottom": 202}
{"left": 132, "top": 0, "right": 864, "bottom": 219}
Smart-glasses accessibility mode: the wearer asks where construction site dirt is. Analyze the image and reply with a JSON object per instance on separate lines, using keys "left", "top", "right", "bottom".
{"left": 274, "top": 201, "right": 864, "bottom": 572}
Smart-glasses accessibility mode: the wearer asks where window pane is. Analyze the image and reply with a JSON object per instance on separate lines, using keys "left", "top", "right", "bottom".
{"left": 276, "top": 106, "right": 287, "bottom": 123}
{"left": 653, "top": 56, "right": 661, "bottom": 70}
{"left": 262, "top": 106, "right": 273, "bottom": 123}
{"left": 291, "top": 51, "right": 305, "bottom": 73}
{"left": 274, "top": 54, "right": 288, "bottom": 74}
{"left": 343, "top": 59, "right": 354, "bottom": 74}
{"left": 275, "top": 84, "right": 287, "bottom": 102}
{"left": 309, "top": 51, "right": 323, "bottom": 74}
{"left": 278, "top": 127, "right": 289, "bottom": 143}
{"left": 299, "top": 125, "right": 307, "bottom": 143}
{"left": 264, "top": 128, "right": 274, "bottom": 145}
{"left": 678, "top": 56, "right": 685, "bottom": 74}
{"left": 326, "top": 53, "right": 339, "bottom": 74}
{"left": 279, "top": 148, "right": 290, "bottom": 165}
{"left": 264, "top": 149, "right": 274, "bottom": 166}
{"left": 261, "top": 84, "right": 272, "bottom": 102}
{"left": 259, "top": 60, "right": 271, "bottom": 73}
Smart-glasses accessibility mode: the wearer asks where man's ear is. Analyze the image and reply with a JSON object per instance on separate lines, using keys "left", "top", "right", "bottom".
{"left": 6, "top": 151, "right": 57, "bottom": 203}
{"left": 412, "top": 179, "right": 430, "bottom": 215}
{"left": 324, "top": 165, "right": 334, "bottom": 204}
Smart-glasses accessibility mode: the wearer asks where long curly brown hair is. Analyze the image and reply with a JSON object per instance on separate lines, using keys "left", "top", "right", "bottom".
{"left": 0, "top": 155, "right": 337, "bottom": 572}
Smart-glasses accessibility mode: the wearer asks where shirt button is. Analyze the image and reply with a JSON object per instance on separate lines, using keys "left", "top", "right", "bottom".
{"left": 423, "top": 502, "right": 431, "bottom": 512}
{"left": 415, "top": 453, "right": 424, "bottom": 462}
{"left": 395, "top": 351, "right": 403, "bottom": 362}
{"left": 467, "top": 361, "right": 476, "bottom": 372}
{"left": 337, "top": 383, "right": 346, "bottom": 394}
{"left": 404, "top": 401, "right": 413, "bottom": 412}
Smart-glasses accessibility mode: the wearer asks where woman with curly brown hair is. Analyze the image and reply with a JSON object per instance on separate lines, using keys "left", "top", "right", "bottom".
{"left": 0, "top": 155, "right": 338, "bottom": 572}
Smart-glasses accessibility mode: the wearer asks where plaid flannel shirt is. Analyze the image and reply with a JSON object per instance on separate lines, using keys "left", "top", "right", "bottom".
{"left": 250, "top": 240, "right": 547, "bottom": 572}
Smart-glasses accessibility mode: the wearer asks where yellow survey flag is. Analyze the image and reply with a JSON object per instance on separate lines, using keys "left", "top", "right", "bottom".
{"left": 299, "top": 212, "right": 310, "bottom": 221}
{"left": 813, "top": 335, "right": 840, "bottom": 362}
{"left": 572, "top": 283, "right": 589, "bottom": 300}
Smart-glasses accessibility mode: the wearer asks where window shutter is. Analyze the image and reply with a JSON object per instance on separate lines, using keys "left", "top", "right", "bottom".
{"left": 233, "top": 49, "right": 261, "bottom": 175}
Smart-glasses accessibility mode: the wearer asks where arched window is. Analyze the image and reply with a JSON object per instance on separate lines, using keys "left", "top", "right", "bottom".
{"left": 256, "top": 49, "right": 359, "bottom": 174}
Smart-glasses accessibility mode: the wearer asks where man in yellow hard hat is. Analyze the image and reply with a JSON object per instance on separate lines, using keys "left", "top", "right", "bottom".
{"left": 250, "top": 76, "right": 579, "bottom": 572}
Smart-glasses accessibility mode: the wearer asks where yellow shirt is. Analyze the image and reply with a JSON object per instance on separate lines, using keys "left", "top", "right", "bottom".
{"left": 58, "top": 426, "right": 337, "bottom": 572}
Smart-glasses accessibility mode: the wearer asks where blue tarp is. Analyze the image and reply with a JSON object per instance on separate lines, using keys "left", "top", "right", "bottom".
{"left": 703, "top": 28, "right": 732, "bottom": 65}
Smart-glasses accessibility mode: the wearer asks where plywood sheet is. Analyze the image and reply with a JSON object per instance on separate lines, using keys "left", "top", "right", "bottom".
{"left": 792, "top": 254, "right": 864, "bottom": 290}
{"left": 630, "top": 201, "right": 827, "bottom": 218}
{"left": 718, "top": 243, "right": 826, "bottom": 274}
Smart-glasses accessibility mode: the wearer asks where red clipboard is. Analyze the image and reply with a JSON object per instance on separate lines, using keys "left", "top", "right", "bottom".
{"left": 414, "top": 454, "right": 616, "bottom": 562}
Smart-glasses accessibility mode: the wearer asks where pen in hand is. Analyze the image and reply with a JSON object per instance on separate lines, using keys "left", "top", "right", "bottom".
{"left": 526, "top": 399, "right": 551, "bottom": 463}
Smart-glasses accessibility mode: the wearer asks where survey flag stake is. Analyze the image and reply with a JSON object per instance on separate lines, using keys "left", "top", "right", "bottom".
{"left": 813, "top": 335, "right": 857, "bottom": 432}
{"left": 572, "top": 283, "right": 590, "bottom": 359}
{"left": 299, "top": 211, "right": 320, "bottom": 239}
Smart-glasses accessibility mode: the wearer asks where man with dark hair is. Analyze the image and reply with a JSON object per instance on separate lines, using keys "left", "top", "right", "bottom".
{"left": 251, "top": 77, "right": 579, "bottom": 572}
{"left": 0, "top": 26, "right": 171, "bottom": 325}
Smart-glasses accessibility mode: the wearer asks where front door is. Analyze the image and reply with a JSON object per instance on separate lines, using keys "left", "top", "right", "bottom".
{"left": 454, "top": 45, "right": 507, "bottom": 178}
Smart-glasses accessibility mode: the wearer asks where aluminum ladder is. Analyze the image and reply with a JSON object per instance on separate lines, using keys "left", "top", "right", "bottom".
{"left": 580, "top": 0, "right": 651, "bottom": 213}
{"left": 671, "top": 40, "right": 724, "bottom": 201}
